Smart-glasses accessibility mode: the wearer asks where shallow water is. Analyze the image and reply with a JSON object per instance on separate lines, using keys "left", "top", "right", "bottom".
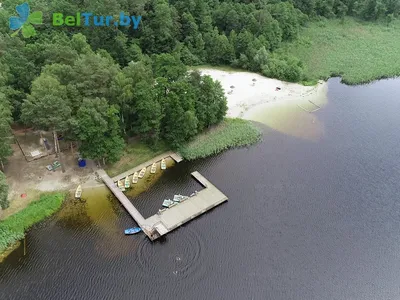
{"left": 244, "top": 81, "right": 328, "bottom": 141}
{"left": 1, "top": 78, "right": 400, "bottom": 299}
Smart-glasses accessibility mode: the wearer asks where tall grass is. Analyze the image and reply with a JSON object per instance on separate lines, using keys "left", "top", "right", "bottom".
{"left": 0, "top": 193, "right": 65, "bottom": 254}
{"left": 179, "top": 118, "right": 262, "bottom": 160}
{"left": 283, "top": 18, "right": 400, "bottom": 84}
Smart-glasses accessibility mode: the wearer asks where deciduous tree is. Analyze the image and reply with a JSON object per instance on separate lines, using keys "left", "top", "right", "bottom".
{"left": 72, "top": 98, "right": 125, "bottom": 164}
{"left": 0, "top": 93, "right": 13, "bottom": 170}
{"left": 21, "top": 75, "right": 71, "bottom": 172}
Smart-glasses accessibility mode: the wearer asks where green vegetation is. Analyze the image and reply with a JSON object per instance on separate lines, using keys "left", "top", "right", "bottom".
{"left": 0, "top": 193, "right": 65, "bottom": 254}
{"left": 0, "top": 1, "right": 398, "bottom": 171}
{"left": 105, "top": 141, "right": 169, "bottom": 178}
{"left": 283, "top": 18, "right": 400, "bottom": 84}
{"left": 0, "top": 0, "right": 399, "bottom": 212}
{"left": 179, "top": 119, "right": 262, "bottom": 160}
{"left": 0, "top": 33, "right": 228, "bottom": 167}
{"left": 0, "top": 171, "right": 9, "bottom": 209}
{"left": 0, "top": 93, "right": 12, "bottom": 171}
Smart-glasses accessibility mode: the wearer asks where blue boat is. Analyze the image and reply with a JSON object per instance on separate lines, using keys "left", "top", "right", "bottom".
{"left": 124, "top": 227, "right": 142, "bottom": 235}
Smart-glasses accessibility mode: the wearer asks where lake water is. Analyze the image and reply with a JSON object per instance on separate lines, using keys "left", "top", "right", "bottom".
{"left": 1, "top": 78, "right": 400, "bottom": 299}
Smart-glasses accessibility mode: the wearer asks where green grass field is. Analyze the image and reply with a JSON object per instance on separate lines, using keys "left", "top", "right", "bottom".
{"left": 283, "top": 18, "right": 400, "bottom": 84}
{"left": 0, "top": 193, "right": 65, "bottom": 254}
{"left": 105, "top": 141, "right": 169, "bottom": 177}
{"left": 179, "top": 118, "right": 262, "bottom": 160}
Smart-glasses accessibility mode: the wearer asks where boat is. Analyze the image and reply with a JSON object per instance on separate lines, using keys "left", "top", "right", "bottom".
{"left": 161, "top": 159, "right": 166, "bottom": 170}
{"left": 125, "top": 176, "right": 130, "bottom": 189}
{"left": 117, "top": 180, "right": 125, "bottom": 191}
{"left": 138, "top": 167, "right": 146, "bottom": 178}
{"left": 173, "top": 194, "right": 188, "bottom": 202}
{"left": 124, "top": 227, "right": 142, "bottom": 235}
{"left": 162, "top": 199, "right": 176, "bottom": 208}
{"left": 75, "top": 185, "right": 82, "bottom": 198}
{"left": 132, "top": 172, "right": 139, "bottom": 184}
{"left": 150, "top": 162, "right": 157, "bottom": 174}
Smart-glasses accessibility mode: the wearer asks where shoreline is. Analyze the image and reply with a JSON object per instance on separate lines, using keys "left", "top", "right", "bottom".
{"left": 1, "top": 67, "right": 319, "bottom": 259}
{"left": 197, "top": 68, "right": 327, "bottom": 119}
{"left": 2, "top": 67, "right": 321, "bottom": 224}
{"left": 0, "top": 193, "right": 66, "bottom": 259}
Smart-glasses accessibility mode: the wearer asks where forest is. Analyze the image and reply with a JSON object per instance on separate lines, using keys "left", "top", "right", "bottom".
{"left": 0, "top": 0, "right": 399, "bottom": 179}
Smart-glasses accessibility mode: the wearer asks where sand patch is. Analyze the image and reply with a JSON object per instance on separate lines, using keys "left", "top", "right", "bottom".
{"left": 198, "top": 68, "right": 328, "bottom": 140}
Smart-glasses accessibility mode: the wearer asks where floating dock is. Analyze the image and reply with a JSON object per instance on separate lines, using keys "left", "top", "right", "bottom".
{"left": 111, "top": 151, "right": 183, "bottom": 182}
{"left": 98, "top": 169, "right": 228, "bottom": 241}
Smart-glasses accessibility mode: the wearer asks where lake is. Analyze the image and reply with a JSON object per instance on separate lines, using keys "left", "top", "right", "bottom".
{"left": 1, "top": 78, "right": 400, "bottom": 300}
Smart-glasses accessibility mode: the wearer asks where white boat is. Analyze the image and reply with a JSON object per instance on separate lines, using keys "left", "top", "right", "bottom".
{"left": 75, "top": 185, "right": 82, "bottom": 198}
{"left": 162, "top": 199, "right": 177, "bottom": 208}
{"left": 125, "top": 176, "right": 130, "bottom": 189}
{"left": 150, "top": 162, "right": 157, "bottom": 174}
{"left": 162, "top": 199, "right": 173, "bottom": 207}
{"left": 173, "top": 194, "right": 188, "bottom": 202}
{"left": 138, "top": 167, "right": 146, "bottom": 178}
{"left": 132, "top": 172, "right": 139, "bottom": 184}
{"left": 118, "top": 180, "right": 125, "bottom": 191}
{"left": 161, "top": 159, "right": 166, "bottom": 170}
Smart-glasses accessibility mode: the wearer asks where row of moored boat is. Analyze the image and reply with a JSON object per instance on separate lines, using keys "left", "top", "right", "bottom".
{"left": 117, "top": 158, "right": 167, "bottom": 191}
{"left": 160, "top": 192, "right": 198, "bottom": 209}
{"left": 162, "top": 194, "right": 189, "bottom": 208}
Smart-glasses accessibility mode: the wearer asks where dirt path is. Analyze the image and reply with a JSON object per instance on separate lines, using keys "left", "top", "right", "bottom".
{"left": 1, "top": 143, "right": 102, "bottom": 220}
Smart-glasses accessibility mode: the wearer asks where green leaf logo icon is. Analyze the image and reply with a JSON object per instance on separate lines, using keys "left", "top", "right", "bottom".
{"left": 9, "top": 3, "right": 43, "bottom": 38}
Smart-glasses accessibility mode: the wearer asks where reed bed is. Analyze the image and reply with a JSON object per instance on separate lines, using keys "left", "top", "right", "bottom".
{"left": 0, "top": 193, "right": 65, "bottom": 254}
{"left": 180, "top": 118, "right": 261, "bottom": 160}
{"left": 283, "top": 18, "right": 400, "bottom": 85}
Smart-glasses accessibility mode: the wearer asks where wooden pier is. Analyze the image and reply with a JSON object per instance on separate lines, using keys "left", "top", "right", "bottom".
{"left": 98, "top": 169, "right": 228, "bottom": 241}
{"left": 97, "top": 170, "right": 146, "bottom": 225}
{"left": 112, "top": 151, "right": 182, "bottom": 182}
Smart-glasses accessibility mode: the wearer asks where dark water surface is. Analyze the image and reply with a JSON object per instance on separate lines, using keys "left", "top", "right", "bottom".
{"left": 1, "top": 78, "right": 400, "bottom": 299}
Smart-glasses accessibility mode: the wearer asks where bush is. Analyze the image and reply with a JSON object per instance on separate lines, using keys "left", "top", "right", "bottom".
{"left": 0, "top": 193, "right": 65, "bottom": 253}
{"left": 262, "top": 54, "right": 303, "bottom": 82}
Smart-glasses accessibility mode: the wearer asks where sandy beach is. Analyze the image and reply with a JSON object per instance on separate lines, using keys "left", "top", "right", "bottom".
{"left": 198, "top": 68, "right": 327, "bottom": 119}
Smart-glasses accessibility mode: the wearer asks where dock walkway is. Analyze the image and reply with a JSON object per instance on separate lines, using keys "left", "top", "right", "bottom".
{"left": 112, "top": 151, "right": 183, "bottom": 182}
{"left": 98, "top": 168, "right": 228, "bottom": 241}
{"left": 97, "top": 170, "right": 146, "bottom": 226}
